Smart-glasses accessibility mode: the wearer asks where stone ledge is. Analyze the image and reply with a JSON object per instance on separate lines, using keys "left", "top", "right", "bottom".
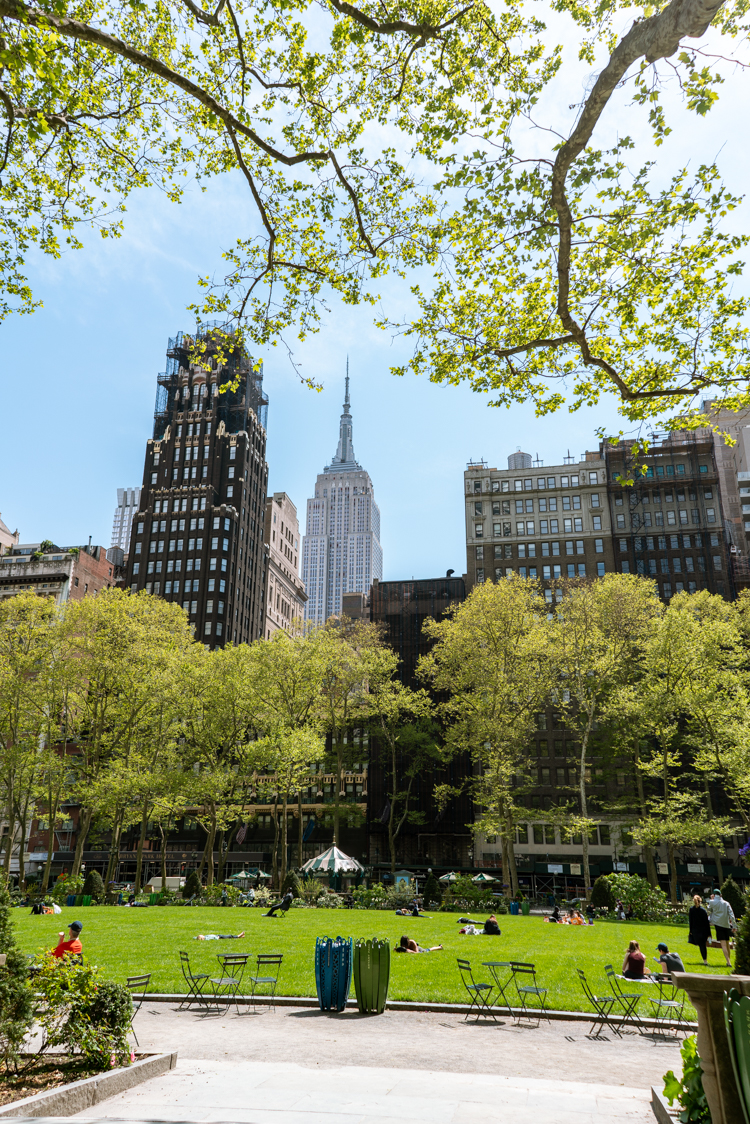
{"left": 142, "top": 992, "right": 698, "bottom": 1029}
{"left": 0, "top": 1051, "right": 177, "bottom": 1118}
{"left": 651, "top": 1086, "right": 678, "bottom": 1124}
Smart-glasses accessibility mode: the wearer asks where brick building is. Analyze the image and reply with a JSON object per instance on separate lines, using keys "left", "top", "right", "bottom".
{"left": 0, "top": 542, "right": 118, "bottom": 605}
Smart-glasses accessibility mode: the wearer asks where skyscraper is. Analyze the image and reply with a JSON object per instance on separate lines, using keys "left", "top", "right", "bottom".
{"left": 302, "top": 376, "right": 382, "bottom": 623}
{"left": 111, "top": 487, "right": 141, "bottom": 554}
{"left": 123, "top": 326, "right": 269, "bottom": 646}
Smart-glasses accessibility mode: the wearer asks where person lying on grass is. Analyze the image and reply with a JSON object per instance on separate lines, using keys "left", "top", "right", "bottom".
{"left": 457, "top": 915, "right": 501, "bottom": 935}
{"left": 196, "top": 931, "right": 246, "bottom": 940}
{"left": 394, "top": 936, "right": 443, "bottom": 953}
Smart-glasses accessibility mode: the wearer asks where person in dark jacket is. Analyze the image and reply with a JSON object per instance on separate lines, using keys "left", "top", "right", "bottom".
{"left": 483, "top": 915, "right": 501, "bottom": 935}
{"left": 688, "top": 894, "right": 711, "bottom": 964}
{"left": 265, "top": 889, "right": 294, "bottom": 917}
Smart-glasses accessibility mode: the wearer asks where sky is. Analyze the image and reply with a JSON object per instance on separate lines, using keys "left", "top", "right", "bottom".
{"left": 2, "top": 8, "right": 748, "bottom": 582}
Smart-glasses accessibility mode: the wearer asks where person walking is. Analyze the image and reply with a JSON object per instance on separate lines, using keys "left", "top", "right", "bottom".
{"left": 706, "top": 889, "right": 736, "bottom": 968}
{"left": 688, "top": 894, "right": 711, "bottom": 964}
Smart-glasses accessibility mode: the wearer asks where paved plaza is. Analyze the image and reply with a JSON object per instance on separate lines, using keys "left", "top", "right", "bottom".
{"left": 69, "top": 1003, "right": 682, "bottom": 1124}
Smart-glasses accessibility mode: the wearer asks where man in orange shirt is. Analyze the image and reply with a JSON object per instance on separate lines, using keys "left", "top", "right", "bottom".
{"left": 51, "top": 920, "right": 83, "bottom": 958}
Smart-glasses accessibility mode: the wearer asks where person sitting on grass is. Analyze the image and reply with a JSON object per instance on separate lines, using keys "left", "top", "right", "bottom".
{"left": 51, "top": 920, "right": 83, "bottom": 958}
{"left": 653, "top": 942, "right": 685, "bottom": 977}
{"left": 196, "top": 931, "right": 245, "bottom": 940}
{"left": 395, "top": 936, "right": 443, "bottom": 953}
{"left": 483, "top": 914, "right": 501, "bottom": 935}
{"left": 545, "top": 906, "right": 561, "bottom": 923}
{"left": 622, "top": 939, "right": 648, "bottom": 980}
{"left": 264, "top": 889, "right": 294, "bottom": 917}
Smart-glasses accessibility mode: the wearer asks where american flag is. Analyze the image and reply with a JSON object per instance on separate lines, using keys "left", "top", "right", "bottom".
{"left": 236, "top": 823, "right": 247, "bottom": 844}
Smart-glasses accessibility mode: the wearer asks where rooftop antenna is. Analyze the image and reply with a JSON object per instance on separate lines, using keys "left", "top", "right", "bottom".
{"left": 533, "top": 454, "right": 543, "bottom": 467}
{"left": 345, "top": 357, "right": 350, "bottom": 407}
{"left": 563, "top": 449, "right": 575, "bottom": 465}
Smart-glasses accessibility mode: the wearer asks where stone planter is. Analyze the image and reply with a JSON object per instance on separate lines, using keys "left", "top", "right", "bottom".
{"left": 671, "top": 971, "right": 750, "bottom": 1124}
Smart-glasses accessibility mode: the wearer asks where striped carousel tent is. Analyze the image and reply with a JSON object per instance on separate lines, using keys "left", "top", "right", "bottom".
{"left": 302, "top": 846, "right": 364, "bottom": 875}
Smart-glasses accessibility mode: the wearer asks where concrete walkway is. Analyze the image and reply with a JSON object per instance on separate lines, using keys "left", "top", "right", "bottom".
{"left": 70, "top": 1003, "right": 683, "bottom": 1124}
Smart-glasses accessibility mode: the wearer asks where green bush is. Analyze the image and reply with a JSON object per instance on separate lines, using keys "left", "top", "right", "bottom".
{"left": 720, "top": 875, "right": 745, "bottom": 919}
{"left": 352, "top": 884, "right": 388, "bottom": 910}
{"left": 32, "top": 954, "right": 132, "bottom": 1070}
{"left": 663, "top": 1036, "right": 710, "bottom": 1122}
{"left": 423, "top": 872, "right": 442, "bottom": 909}
{"left": 316, "top": 890, "right": 341, "bottom": 909}
{"left": 591, "top": 875, "right": 615, "bottom": 912}
{"left": 52, "top": 875, "right": 84, "bottom": 905}
{"left": 82, "top": 870, "right": 105, "bottom": 905}
{"left": 604, "top": 872, "right": 669, "bottom": 922}
{"left": 281, "top": 870, "right": 303, "bottom": 898}
{"left": 734, "top": 907, "right": 750, "bottom": 975}
{"left": 0, "top": 876, "right": 34, "bottom": 1073}
{"left": 182, "top": 870, "right": 203, "bottom": 899}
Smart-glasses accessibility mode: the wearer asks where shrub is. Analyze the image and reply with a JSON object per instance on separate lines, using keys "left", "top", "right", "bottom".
{"left": 182, "top": 870, "right": 203, "bottom": 899}
{"left": 0, "top": 876, "right": 34, "bottom": 1073}
{"left": 734, "top": 907, "right": 750, "bottom": 976}
{"left": 604, "top": 872, "right": 669, "bottom": 922}
{"left": 251, "top": 886, "right": 275, "bottom": 908}
{"left": 82, "top": 870, "right": 105, "bottom": 905}
{"left": 591, "top": 875, "right": 615, "bottom": 912}
{"left": 300, "top": 877, "right": 324, "bottom": 905}
{"left": 352, "top": 884, "right": 388, "bottom": 910}
{"left": 423, "top": 872, "right": 441, "bottom": 909}
{"left": 281, "top": 870, "right": 303, "bottom": 898}
{"left": 663, "top": 1036, "right": 710, "bottom": 1122}
{"left": 52, "top": 875, "right": 84, "bottom": 905}
{"left": 720, "top": 875, "right": 745, "bottom": 919}
{"left": 33, "top": 955, "right": 132, "bottom": 1070}
{"left": 316, "top": 890, "right": 341, "bottom": 909}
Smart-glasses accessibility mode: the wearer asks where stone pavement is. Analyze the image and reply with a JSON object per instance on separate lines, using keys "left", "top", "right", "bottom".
{"left": 70, "top": 1003, "right": 683, "bottom": 1124}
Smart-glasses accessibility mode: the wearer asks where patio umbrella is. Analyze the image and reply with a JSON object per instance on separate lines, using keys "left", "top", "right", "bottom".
{"left": 439, "top": 871, "right": 458, "bottom": 883}
{"left": 301, "top": 846, "right": 364, "bottom": 874}
{"left": 472, "top": 873, "right": 497, "bottom": 883}
{"left": 227, "top": 870, "right": 250, "bottom": 881}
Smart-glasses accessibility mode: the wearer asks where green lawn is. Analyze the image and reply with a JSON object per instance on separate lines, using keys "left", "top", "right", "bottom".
{"left": 12, "top": 907, "right": 726, "bottom": 1015}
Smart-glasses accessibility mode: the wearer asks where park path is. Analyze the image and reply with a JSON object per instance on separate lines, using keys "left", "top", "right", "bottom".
{"left": 68, "top": 1003, "right": 681, "bottom": 1124}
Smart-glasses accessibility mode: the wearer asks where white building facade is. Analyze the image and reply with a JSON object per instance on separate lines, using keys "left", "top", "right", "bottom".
{"left": 302, "top": 378, "right": 382, "bottom": 623}
{"left": 111, "top": 487, "right": 142, "bottom": 555}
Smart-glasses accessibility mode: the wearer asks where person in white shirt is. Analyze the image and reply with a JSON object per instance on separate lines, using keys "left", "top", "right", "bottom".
{"left": 706, "top": 891, "right": 736, "bottom": 968}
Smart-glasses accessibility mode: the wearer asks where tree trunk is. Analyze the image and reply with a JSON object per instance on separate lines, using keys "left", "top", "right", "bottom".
{"left": 388, "top": 745, "right": 397, "bottom": 876}
{"left": 41, "top": 781, "right": 60, "bottom": 894}
{"left": 281, "top": 794, "right": 288, "bottom": 887}
{"left": 71, "top": 806, "right": 93, "bottom": 881}
{"left": 579, "top": 730, "right": 591, "bottom": 899}
{"left": 505, "top": 808, "right": 519, "bottom": 895}
{"left": 16, "top": 790, "right": 31, "bottom": 888}
{"left": 500, "top": 831, "right": 509, "bottom": 897}
{"left": 634, "top": 751, "right": 658, "bottom": 887}
{"left": 298, "top": 791, "right": 303, "bottom": 870}
{"left": 104, "top": 812, "right": 123, "bottom": 888}
{"left": 217, "top": 824, "right": 239, "bottom": 884}
{"left": 271, "top": 796, "right": 279, "bottom": 890}
{"left": 205, "top": 813, "right": 217, "bottom": 887}
{"left": 196, "top": 829, "right": 210, "bottom": 882}
{"left": 158, "top": 822, "right": 168, "bottom": 891}
{"left": 134, "top": 798, "right": 149, "bottom": 893}
{"left": 333, "top": 735, "right": 342, "bottom": 847}
{"left": 668, "top": 841, "right": 678, "bottom": 905}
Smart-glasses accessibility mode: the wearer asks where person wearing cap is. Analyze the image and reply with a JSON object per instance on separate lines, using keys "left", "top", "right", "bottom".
{"left": 654, "top": 943, "right": 685, "bottom": 976}
{"left": 51, "top": 920, "right": 83, "bottom": 959}
{"left": 706, "top": 890, "right": 736, "bottom": 968}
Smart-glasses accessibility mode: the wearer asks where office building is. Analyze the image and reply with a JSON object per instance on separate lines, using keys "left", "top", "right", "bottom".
{"left": 0, "top": 512, "right": 19, "bottom": 556}
{"left": 0, "top": 543, "right": 117, "bottom": 604}
{"left": 263, "top": 492, "right": 307, "bottom": 637}
{"left": 123, "top": 326, "right": 269, "bottom": 646}
{"left": 603, "top": 435, "right": 731, "bottom": 599}
{"left": 110, "top": 487, "right": 141, "bottom": 555}
{"left": 464, "top": 449, "right": 614, "bottom": 597}
{"left": 301, "top": 376, "right": 382, "bottom": 623}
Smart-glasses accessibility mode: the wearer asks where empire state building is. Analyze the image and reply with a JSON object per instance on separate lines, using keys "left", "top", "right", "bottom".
{"left": 301, "top": 377, "right": 383, "bottom": 623}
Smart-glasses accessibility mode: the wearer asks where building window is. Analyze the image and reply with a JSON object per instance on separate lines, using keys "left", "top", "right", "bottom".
{"left": 216, "top": 622, "right": 223, "bottom": 636}
{"left": 151, "top": 473, "right": 157, "bottom": 485}
{"left": 713, "top": 555, "right": 722, "bottom": 571}
{"left": 204, "top": 622, "right": 212, "bottom": 635}
{"left": 476, "top": 546, "right": 484, "bottom": 560}
{"left": 621, "top": 561, "right": 630, "bottom": 573}
{"left": 597, "top": 562, "right": 605, "bottom": 576}
{"left": 592, "top": 516, "right": 602, "bottom": 530}
{"left": 230, "top": 446, "right": 236, "bottom": 460}
{"left": 578, "top": 564, "right": 586, "bottom": 576}
{"left": 664, "top": 583, "right": 672, "bottom": 597}
{"left": 475, "top": 523, "right": 483, "bottom": 537}
{"left": 227, "top": 486, "right": 233, "bottom": 497}
{"left": 594, "top": 538, "right": 603, "bottom": 553}
{"left": 133, "top": 563, "right": 140, "bottom": 575}
{"left": 706, "top": 508, "right": 716, "bottom": 522}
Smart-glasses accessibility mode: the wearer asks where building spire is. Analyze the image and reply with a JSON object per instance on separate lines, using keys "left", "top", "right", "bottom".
{"left": 326, "top": 365, "right": 360, "bottom": 471}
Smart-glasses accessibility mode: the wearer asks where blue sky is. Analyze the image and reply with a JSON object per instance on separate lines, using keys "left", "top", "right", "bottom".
{"left": 2, "top": 15, "right": 748, "bottom": 582}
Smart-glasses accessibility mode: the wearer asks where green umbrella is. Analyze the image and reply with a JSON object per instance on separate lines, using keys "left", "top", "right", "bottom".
{"left": 472, "top": 873, "right": 497, "bottom": 883}
{"left": 439, "top": 871, "right": 458, "bottom": 883}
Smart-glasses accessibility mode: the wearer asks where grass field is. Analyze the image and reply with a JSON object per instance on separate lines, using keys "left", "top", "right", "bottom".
{"left": 12, "top": 907, "right": 727, "bottom": 1014}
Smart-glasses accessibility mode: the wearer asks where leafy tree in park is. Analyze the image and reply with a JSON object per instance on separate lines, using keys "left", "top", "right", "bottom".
{"left": 254, "top": 727, "right": 323, "bottom": 888}
{"left": 60, "top": 589, "right": 195, "bottom": 880}
{"left": 0, "top": 876, "right": 33, "bottom": 1072}
{"left": 549, "top": 575, "right": 661, "bottom": 897}
{"left": 720, "top": 875, "right": 745, "bottom": 919}
{"left": 422, "top": 578, "right": 552, "bottom": 896}
{"left": 591, "top": 875, "right": 615, "bottom": 912}
{"left": 182, "top": 868, "right": 203, "bottom": 899}
{"left": 82, "top": 868, "right": 105, "bottom": 904}
{"left": 423, "top": 870, "right": 442, "bottom": 909}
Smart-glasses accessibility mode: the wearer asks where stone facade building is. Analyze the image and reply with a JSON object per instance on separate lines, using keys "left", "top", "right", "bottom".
{"left": 0, "top": 543, "right": 117, "bottom": 605}
{"left": 263, "top": 491, "right": 307, "bottom": 637}
{"left": 110, "top": 487, "right": 141, "bottom": 556}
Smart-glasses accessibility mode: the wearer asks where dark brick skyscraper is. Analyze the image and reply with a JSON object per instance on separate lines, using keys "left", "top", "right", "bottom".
{"left": 125, "top": 326, "right": 269, "bottom": 646}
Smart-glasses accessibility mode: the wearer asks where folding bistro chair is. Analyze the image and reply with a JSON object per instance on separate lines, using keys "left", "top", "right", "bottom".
{"left": 178, "top": 951, "right": 210, "bottom": 1011}
{"left": 248, "top": 954, "right": 283, "bottom": 1010}
{"left": 604, "top": 964, "right": 643, "bottom": 1031}
{"left": 126, "top": 973, "right": 152, "bottom": 1046}
{"left": 457, "top": 959, "right": 496, "bottom": 1021}
{"left": 211, "top": 952, "right": 249, "bottom": 1015}
{"left": 647, "top": 978, "right": 689, "bottom": 1036}
{"left": 509, "top": 962, "right": 549, "bottom": 1025}
{"left": 576, "top": 969, "right": 622, "bottom": 1038}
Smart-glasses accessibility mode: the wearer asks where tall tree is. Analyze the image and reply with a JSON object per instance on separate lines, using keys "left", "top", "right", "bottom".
{"left": 422, "top": 578, "right": 552, "bottom": 896}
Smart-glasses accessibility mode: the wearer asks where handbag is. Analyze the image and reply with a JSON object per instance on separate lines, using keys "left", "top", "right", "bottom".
{"left": 687, "top": 932, "right": 697, "bottom": 945}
